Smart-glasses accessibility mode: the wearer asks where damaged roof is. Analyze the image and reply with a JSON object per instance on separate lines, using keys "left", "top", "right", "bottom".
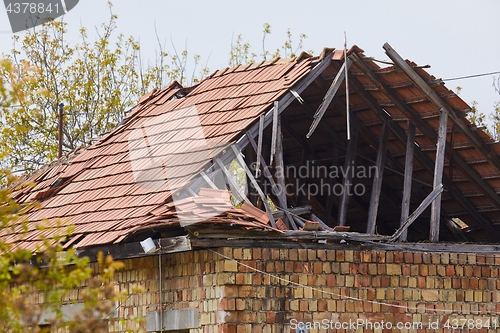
{"left": 6, "top": 43, "right": 500, "bottom": 251}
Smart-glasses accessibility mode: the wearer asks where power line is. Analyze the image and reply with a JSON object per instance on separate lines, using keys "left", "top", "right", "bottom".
{"left": 443, "top": 70, "right": 500, "bottom": 82}
{"left": 209, "top": 248, "right": 500, "bottom": 316}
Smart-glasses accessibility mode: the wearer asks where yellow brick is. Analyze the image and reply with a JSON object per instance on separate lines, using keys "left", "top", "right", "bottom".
{"left": 293, "top": 288, "right": 303, "bottom": 298}
{"left": 421, "top": 290, "right": 438, "bottom": 301}
{"left": 465, "top": 290, "right": 474, "bottom": 302}
{"left": 223, "top": 260, "right": 238, "bottom": 272}
{"left": 474, "top": 291, "right": 483, "bottom": 302}
{"left": 345, "top": 275, "right": 354, "bottom": 287}
{"left": 386, "top": 264, "right": 401, "bottom": 275}
{"left": 376, "top": 288, "right": 385, "bottom": 299}
{"left": 340, "top": 263, "right": 350, "bottom": 274}
{"left": 290, "top": 300, "right": 299, "bottom": 311}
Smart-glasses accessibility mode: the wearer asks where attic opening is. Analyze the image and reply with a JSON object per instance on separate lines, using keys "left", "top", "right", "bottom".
{"left": 11, "top": 44, "right": 500, "bottom": 252}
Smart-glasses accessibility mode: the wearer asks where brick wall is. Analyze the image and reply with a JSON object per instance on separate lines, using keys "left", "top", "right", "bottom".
{"left": 94, "top": 246, "right": 500, "bottom": 332}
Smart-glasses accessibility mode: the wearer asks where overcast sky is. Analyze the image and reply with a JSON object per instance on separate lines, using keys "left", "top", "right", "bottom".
{"left": 1, "top": 0, "right": 499, "bottom": 120}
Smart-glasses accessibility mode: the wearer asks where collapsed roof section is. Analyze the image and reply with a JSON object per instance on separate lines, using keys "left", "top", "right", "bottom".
{"left": 7, "top": 43, "right": 500, "bottom": 252}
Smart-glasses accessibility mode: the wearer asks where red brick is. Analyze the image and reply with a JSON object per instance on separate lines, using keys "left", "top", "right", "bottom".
{"left": 327, "top": 275, "right": 336, "bottom": 287}
{"left": 417, "top": 277, "right": 426, "bottom": 289}
{"left": 318, "top": 299, "right": 327, "bottom": 311}
{"left": 220, "top": 324, "right": 237, "bottom": 333}
{"left": 445, "top": 265, "right": 455, "bottom": 276}
{"left": 469, "top": 278, "right": 479, "bottom": 290}
{"left": 265, "top": 311, "right": 275, "bottom": 324}
{"left": 394, "top": 252, "right": 404, "bottom": 263}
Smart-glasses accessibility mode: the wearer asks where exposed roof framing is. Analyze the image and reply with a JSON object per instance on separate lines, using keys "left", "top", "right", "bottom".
{"left": 7, "top": 43, "right": 500, "bottom": 253}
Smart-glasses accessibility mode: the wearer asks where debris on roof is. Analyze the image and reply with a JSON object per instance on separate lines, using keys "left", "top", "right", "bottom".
{"left": 6, "top": 43, "right": 500, "bottom": 252}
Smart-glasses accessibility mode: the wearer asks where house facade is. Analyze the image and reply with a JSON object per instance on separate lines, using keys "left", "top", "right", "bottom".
{"left": 7, "top": 43, "right": 500, "bottom": 332}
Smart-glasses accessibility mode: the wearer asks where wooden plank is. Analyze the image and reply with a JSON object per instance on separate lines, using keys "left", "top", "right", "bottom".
{"left": 430, "top": 108, "right": 448, "bottom": 241}
{"left": 188, "top": 227, "right": 391, "bottom": 241}
{"left": 307, "top": 59, "right": 352, "bottom": 138}
{"left": 337, "top": 128, "right": 359, "bottom": 226}
{"left": 384, "top": 42, "right": 500, "bottom": 173}
{"left": 275, "top": 115, "right": 298, "bottom": 229}
{"left": 389, "top": 184, "right": 444, "bottom": 242}
{"left": 200, "top": 171, "right": 218, "bottom": 189}
{"left": 215, "top": 158, "right": 251, "bottom": 204}
{"left": 246, "top": 131, "right": 295, "bottom": 228}
{"left": 76, "top": 236, "right": 191, "bottom": 261}
{"left": 272, "top": 205, "right": 312, "bottom": 219}
{"left": 236, "top": 50, "right": 335, "bottom": 150}
{"left": 270, "top": 101, "right": 279, "bottom": 165}
{"left": 399, "top": 120, "right": 416, "bottom": 241}
{"left": 255, "top": 115, "right": 264, "bottom": 177}
{"left": 231, "top": 145, "right": 277, "bottom": 228}
{"left": 190, "top": 236, "right": 500, "bottom": 254}
{"left": 366, "top": 122, "right": 389, "bottom": 234}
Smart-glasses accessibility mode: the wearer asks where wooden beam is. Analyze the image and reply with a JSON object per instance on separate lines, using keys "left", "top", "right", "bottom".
{"left": 231, "top": 145, "right": 277, "bottom": 228}
{"left": 338, "top": 128, "right": 359, "bottom": 226}
{"left": 389, "top": 184, "right": 444, "bottom": 242}
{"left": 76, "top": 236, "right": 191, "bottom": 261}
{"left": 307, "top": 59, "right": 352, "bottom": 138}
{"left": 275, "top": 115, "right": 298, "bottom": 229}
{"left": 366, "top": 122, "right": 389, "bottom": 234}
{"left": 383, "top": 42, "right": 500, "bottom": 173}
{"left": 200, "top": 171, "right": 218, "bottom": 189}
{"left": 430, "top": 109, "right": 448, "bottom": 241}
{"left": 215, "top": 158, "right": 251, "bottom": 204}
{"left": 246, "top": 131, "right": 296, "bottom": 229}
{"left": 255, "top": 115, "right": 264, "bottom": 177}
{"left": 272, "top": 205, "right": 312, "bottom": 219}
{"left": 270, "top": 101, "right": 279, "bottom": 165}
{"left": 399, "top": 120, "right": 416, "bottom": 241}
{"left": 190, "top": 235, "right": 500, "bottom": 254}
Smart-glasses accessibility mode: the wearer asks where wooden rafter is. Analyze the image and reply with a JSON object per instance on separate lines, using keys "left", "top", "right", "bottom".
{"left": 366, "top": 122, "right": 389, "bottom": 234}
{"left": 399, "top": 120, "right": 415, "bottom": 241}
{"left": 338, "top": 128, "right": 359, "bottom": 226}
{"left": 350, "top": 53, "right": 500, "bottom": 213}
{"left": 347, "top": 73, "right": 500, "bottom": 239}
{"left": 383, "top": 42, "right": 500, "bottom": 173}
{"left": 307, "top": 59, "right": 352, "bottom": 138}
{"left": 430, "top": 109, "right": 448, "bottom": 241}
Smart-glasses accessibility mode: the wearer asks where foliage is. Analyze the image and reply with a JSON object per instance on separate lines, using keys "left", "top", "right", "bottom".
{"left": 0, "top": 3, "right": 206, "bottom": 173}
{"left": 229, "top": 23, "right": 309, "bottom": 67}
{"left": 0, "top": 171, "right": 140, "bottom": 332}
{"left": 459, "top": 79, "right": 500, "bottom": 140}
